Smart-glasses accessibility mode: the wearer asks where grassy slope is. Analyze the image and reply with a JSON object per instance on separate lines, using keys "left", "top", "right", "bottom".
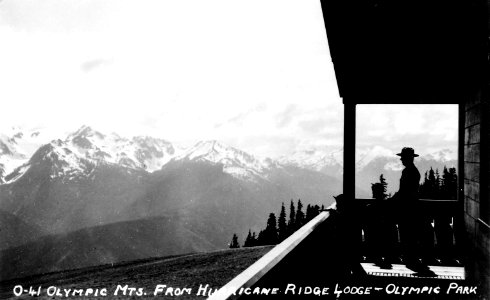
{"left": 0, "top": 246, "right": 272, "bottom": 300}
{"left": 0, "top": 215, "right": 225, "bottom": 281}
{"left": 0, "top": 210, "right": 44, "bottom": 251}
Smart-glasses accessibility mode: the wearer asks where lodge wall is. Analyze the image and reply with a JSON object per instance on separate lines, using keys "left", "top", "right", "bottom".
{"left": 464, "top": 89, "right": 490, "bottom": 297}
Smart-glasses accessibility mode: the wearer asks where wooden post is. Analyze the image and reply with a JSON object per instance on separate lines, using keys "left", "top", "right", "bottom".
{"left": 455, "top": 103, "right": 465, "bottom": 255}
{"left": 343, "top": 102, "right": 356, "bottom": 200}
{"left": 458, "top": 103, "right": 465, "bottom": 206}
{"left": 342, "top": 101, "right": 364, "bottom": 275}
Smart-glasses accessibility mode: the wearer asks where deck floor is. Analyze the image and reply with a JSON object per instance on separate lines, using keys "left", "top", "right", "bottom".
{"left": 361, "top": 263, "right": 465, "bottom": 280}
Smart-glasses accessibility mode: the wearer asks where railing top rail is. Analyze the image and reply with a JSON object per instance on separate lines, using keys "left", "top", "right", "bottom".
{"left": 418, "top": 199, "right": 459, "bottom": 203}
{"left": 207, "top": 210, "right": 331, "bottom": 300}
{"left": 356, "top": 198, "right": 459, "bottom": 203}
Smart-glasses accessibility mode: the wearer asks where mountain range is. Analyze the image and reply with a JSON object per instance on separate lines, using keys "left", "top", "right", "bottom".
{"left": 0, "top": 125, "right": 456, "bottom": 280}
{"left": 0, "top": 126, "right": 342, "bottom": 280}
{"left": 278, "top": 145, "right": 456, "bottom": 196}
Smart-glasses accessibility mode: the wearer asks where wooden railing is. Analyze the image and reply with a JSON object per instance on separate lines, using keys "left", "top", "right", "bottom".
{"left": 357, "top": 198, "right": 463, "bottom": 265}
{"left": 208, "top": 210, "right": 333, "bottom": 300}
{"left": 208, "top": 199, "right": 464, "bottom": 300}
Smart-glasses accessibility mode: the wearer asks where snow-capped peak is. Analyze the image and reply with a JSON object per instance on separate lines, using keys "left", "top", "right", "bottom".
{"left": 67, "top": 125, "right": 106, "bottom": 149}
{"left": 131, "top": 136, "right": 176, "bottom": 171}
{"left": 0, "top": 127, "right": 58, "bottom": 182}
{"left": 173, "top": 140, "right": 277, "bottom": 181}
{"left": 277, "top": 146, "right": 343, "bottom": 178}
{"left": 279, "top": 147, "right": 342, "bottom": 170}
{"left": 64, "top": 126, "right": 176, "bottom": 172}
{"left": 0, "top": 125, "right": 179, "bottom": 184}
{"left": 422, "top": 149, "right": 455, "bottom": 162}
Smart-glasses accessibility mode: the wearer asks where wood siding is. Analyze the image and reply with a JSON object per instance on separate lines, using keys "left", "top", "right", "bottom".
{"left": 464, "top": 91, "right": 490, "bottom": 296}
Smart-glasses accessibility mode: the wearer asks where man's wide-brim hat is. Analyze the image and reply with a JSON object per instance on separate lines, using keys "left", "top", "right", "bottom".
{"left": 396, "top": 147, "right": 419, "bottom": 157}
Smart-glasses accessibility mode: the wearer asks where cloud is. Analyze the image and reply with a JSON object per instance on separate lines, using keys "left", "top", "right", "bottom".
{"left": 224, "top": 135, "right": 301, "bottom": 158}
{"left": 81, "top": 59, "right": 112, "bottom": 72}
{"left": 357, "top": 105, "right": 458, "bottom": 159}
{"left": 298, "top": 118, "right": 329, "bottom": 132}
{"left": 357, "top": 145, "right": 395, "bottom": 165}
{"left": 0, "top": 0, "right": 113, "bottom": 32}
{"left": 215, "top": 103, "right": 267, "bottom": 128}
{"left": 0, "top": 1, "right": 457, "bottom": 162}
{"left": 297, "top": 108, "right": 343, "bottom": 135}
{"left": 275, "top": 104, "right": 300, "bottom": 128}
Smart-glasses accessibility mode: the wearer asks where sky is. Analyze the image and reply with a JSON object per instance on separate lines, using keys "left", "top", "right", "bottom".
{"left": 0, "top": 0, "right": 458, "bottom": 160}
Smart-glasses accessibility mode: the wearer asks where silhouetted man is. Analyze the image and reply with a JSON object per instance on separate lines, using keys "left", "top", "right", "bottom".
{"left": 391, "top": 147, "right": 435, "bottom": 276}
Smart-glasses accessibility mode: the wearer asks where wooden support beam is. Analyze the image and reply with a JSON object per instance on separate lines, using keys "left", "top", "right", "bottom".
{"left": 456, "top": 104, "right": 466, "bottom": 253}
{"left": 343, "top": 102, "right": 356, "bottom": 200}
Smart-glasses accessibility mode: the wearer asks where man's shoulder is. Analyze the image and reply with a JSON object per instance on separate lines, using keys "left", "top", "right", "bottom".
{"left": 404, "top": 164, "right": 420, "bottom": 176}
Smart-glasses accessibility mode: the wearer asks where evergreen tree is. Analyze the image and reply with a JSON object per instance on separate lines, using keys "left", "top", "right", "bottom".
{"left": 295, "top": 199, "right": 305, "bottom": 230}
{"left": 435, "top": 169, "right": 442, "bottom": 199}
{"left": 441, "top": 166, "right": 449, "bottom": 199}
{"left": 264, "top": 213, "right": 278, "bottom": 245}
{"left": 442, "top": 166, "right": 458, "bottom": 200}
{"left": 313, "top": 205, "right": 321, "bottom": 216}
{"left": 419, "top": 166, "right": 458, "bottom": 200}
{"left": 305, "top": 204, "right": 313, "bottom": 222}
{"left": 420, "top": 171, "right": 429, "bottom": 199}
{"left": 257, "top": 230, "right": 265, "bottom": 246}
{"left": 230, "top": 233, "right": 240, "bottom": 248}
{"left": 278, "top": 202, "right": 288, "bottom": 242}
{"left": 243, "top": 229, "right": 253, "bottom": 247}
{"left": 448, "top": 167, "right": 458, "bottom": 200}
{"left": 288, "top": 200, "right": 296, "bottom": 235}
{"left": 371, "top": 174, "right": 388, "bottom": 200}
{"left": 427, "top": 167, "right": 436, "bottom": 199}
{"left": 306, "top": 204, "right": 321, "bottom": 222}
{"left": 380, "top": 174, "right": 388, "bottom": 198}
